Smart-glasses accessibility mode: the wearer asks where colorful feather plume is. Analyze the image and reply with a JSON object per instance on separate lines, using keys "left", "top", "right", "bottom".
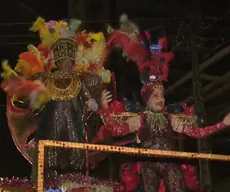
{"left": 30, "top": 17, "right": 71, "bottom": 48}
{"left": 14, "top": 51, "right": 44, "bottom": 78}
{"left": 1, "top": 60, "right": 18, "bottom": 81}
{"left": 74, "top": 31, "right": 109, "bottom": 82}
{"left": 107, "top": 30, "right": 150, "bottom": 66}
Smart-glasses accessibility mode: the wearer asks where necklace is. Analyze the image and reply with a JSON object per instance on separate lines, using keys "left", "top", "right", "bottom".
{"left": 43, "top": 71, "right": 81, "bottom": 101}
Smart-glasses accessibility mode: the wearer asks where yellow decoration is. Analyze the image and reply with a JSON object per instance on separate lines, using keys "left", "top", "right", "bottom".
{"left": 145, "top": 112, "right": 168, "bottom": 132}
{"left": 1, "top": 61, "right": 18, "bottom": 80}
{"left": 136, "top": 135, "right": 141, "bottom": 143}
{"left": 74, "top": 63, "right": 90, "bottom": 72}
{"left": 43, "top": 71, "right": 81, "bottom": 101}
{"left": 170, "top": 114, "right": 197, "bottom": 127}
{"left": 96, "top": 68, "right": 111, "bottom": 83}
{"left": 86, "top": 32, "right": 105, "bottom": 43}
{"left": 30, "top": 17, "right": 69, "bottom": 48}
{"left": 51, "top": 38, "right": 77, "bottom": 63}
{"left": 27, "top": 44, "right": 40, "bottom": 57}
{"left": 33, "top": 91, "right": 50, "bottom": 110}
{"left": 112, "top": 112, "right": 139, "bottom": 118}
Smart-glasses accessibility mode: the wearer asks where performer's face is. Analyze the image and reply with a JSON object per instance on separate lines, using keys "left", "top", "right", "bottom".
{"left": 147, "top": 87, "right": 165, "bottom": 112}
{"left": 56, "top": 58, "right": 73, "bottom": 72}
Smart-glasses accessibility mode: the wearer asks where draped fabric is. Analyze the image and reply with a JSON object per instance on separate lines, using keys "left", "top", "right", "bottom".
{"left": 33, "top": 90, "right": 86, "bottom": 179}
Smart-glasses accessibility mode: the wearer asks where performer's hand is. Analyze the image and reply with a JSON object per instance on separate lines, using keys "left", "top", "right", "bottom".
{"left": 171, "top": 118, "right": 184, "bottom": 133}
{"left": 222, "top": 113, "right": 230, "bottom": 126}
{"left": 126, "top": 116, "right": 141, "bottom": 131}
{"left": 100, "top": 89, "right": 112, "bottom": 109}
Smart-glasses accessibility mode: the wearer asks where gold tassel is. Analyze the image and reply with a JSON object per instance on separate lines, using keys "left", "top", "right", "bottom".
{"left": 136, "top": 134, "right": 141, "bottom": 143}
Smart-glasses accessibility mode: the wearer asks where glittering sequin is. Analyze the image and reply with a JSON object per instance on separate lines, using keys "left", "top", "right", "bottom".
{"left": 183, "top": 122, "right": 226, "bottom": 139}
{"left": 36, "top": 95, "right": 85, "bottom": 179}
{"left": 101, "top": 108, "right": 226, "bottom": 191}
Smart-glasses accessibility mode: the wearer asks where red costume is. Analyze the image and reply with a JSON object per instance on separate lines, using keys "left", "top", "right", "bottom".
{"left": 93, "top": 15, "right": 228, "bottom": 192}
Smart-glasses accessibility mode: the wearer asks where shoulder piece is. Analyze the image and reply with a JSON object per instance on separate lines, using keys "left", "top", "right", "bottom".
{"left": 79, "top": 71, "right": 102, "bottom": 103}
{"left": 79, "top": 71, "right": 102, "bottom": 88}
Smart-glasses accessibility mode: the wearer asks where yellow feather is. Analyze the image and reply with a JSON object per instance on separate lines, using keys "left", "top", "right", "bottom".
{"left": 96, "top": 68, "right": 111, "bottom": 83}
{"left": 87, "top": 32, "right": 105, "bottom": 43}
{"left": 57, "top": 20, "right": 68, "bottom": 28}
{"left": 1, "top": 60, "right": 18, "bottom": 80}
{"left": 27, "top": 44, "right": 39, "bottom": 56}
{"left": 14, "top": 60, "right": 32, "bottom": 77}
{"left": 74, "top": 63, "right": 90, "bottom": 72}
{"left": 30, "top": 17, "right": 46, "bottom": 32}
{"left": 33, "top": 91, "right": 50, "bottom": 110}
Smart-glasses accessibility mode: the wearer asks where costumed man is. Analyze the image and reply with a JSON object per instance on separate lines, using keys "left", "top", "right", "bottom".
{"left": 1, "top": 17, "right": 111, "bottom": 181}
{"left": 93, "top": 14, "right": 230, "bottom": 192}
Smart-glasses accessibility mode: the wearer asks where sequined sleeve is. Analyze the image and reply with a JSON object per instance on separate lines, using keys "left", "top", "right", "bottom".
{"left": 79, "top": 72, "right": 102, "bottom": 103}
{"left": 183, "top": 122, "right": 226, "bottom": 139}
{"left": 98, "top": 109, "right": 143, "bottom": 137}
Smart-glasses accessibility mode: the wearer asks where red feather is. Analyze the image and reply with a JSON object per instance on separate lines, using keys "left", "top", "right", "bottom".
{"left": 107, "top": 30, "right": 150, "bottom": 66}
{"left": 19, "top": 52, "right": 40, "bottom": 67}
{"left": 107, "top": 30, "right": 174, "bottom": 82}
{"left": 38, "top": 44, "right": 49, "bottom": 58}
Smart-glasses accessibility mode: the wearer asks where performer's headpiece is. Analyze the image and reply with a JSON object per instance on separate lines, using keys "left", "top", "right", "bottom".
{"left": 139, "top": 28, "right": 173, "bottom": 102}
{"left": 106, "top": 14, "right": 174, "bottom": 103}
{"left": 51, "top": 38, "right": 77, "bottom": 63}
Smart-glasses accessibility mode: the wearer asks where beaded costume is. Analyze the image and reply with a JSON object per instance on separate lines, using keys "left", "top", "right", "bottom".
{"left": 93, "top": 14, "right": 228, "bottom": 192}
{"left": 1, "top": 17, "right": 111, "bottom": 180}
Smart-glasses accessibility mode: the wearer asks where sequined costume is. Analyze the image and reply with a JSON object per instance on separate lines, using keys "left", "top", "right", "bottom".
{"left": 99, "top": 106, "right": 226, "bottom": 192}
{"left": 33, "top": 70, "right": 101, "bottom": 178}
{"left": 97, "top": 14, "right": 228, "bottom": 192}
{"left": 1, "top": 17, "right": 110, "bottom": 180}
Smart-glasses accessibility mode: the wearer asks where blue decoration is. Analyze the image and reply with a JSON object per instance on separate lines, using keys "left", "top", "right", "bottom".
{"left": 150, "top": 44, "right": 162, "bottom": 55}
{"left": 150, "top": 44, "right": 162, "bottom": 50}
{"left": 140, "top": 74, "right": 150, "bottom": 85}
{"left": 44, "top": 189, "right": 61, "bottom": 192}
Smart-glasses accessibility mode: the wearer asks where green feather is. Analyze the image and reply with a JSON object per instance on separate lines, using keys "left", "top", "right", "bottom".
{"left": 69, "top": 19, "right": 82, "bottom": 33}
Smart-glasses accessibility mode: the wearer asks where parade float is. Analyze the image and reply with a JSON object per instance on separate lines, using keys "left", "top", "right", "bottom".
{"left": 1, "top": 15, "right": 230, "bottom": 192}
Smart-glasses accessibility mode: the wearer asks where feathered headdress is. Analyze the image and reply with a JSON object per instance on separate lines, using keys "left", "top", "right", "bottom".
{"left": 29, "top": 17, "right": 110, "bottom": 82}
{"left": 107, "top": 14, "right": 174, "bottom": 102}
{"left": 30, "top": 17, "right": 81, "bottom": 48}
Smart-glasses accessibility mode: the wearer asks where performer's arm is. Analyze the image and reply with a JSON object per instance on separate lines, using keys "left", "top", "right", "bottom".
{"left": 182, "top": 122, "right": 226, "bottom": 139}
{"left": 79, "top": 72, "right": 102, "bottom": 112}
{"left": 98, "top": 108, "right": 143, "bottom": 137}
{"left": 172, "top": 113, "right": 230, "bottom": 139}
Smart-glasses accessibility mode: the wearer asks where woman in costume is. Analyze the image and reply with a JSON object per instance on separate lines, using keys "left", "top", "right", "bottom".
{"left": 97, "top": 14, "right": 230, "bottom": 192}
{"left": 1, "top": 17, "right": 111, "bottom": 180}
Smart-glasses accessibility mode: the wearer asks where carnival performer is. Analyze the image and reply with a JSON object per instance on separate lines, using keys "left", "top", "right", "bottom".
{"left": 1, "top": 17, "right": 111, "bottom": 180}
{"left": 97, "top": 14, "right": 230, "bottom": 192}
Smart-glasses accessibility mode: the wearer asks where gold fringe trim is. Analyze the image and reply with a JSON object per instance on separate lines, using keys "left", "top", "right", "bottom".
{"left": 145, "top": 111, "right": 168, "bottom": 132}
